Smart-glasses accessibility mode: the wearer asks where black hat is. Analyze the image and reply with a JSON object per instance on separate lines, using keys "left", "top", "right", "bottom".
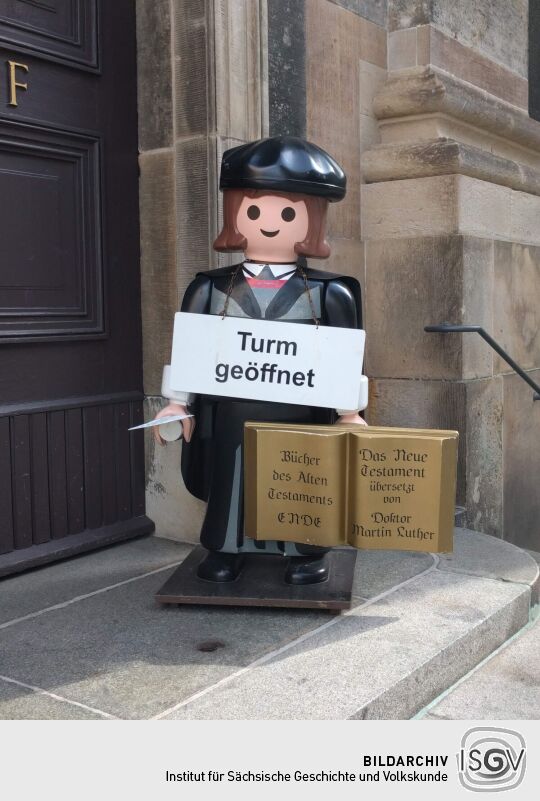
{"left": 219, "top": 136, "right": 346, "bottom": 201}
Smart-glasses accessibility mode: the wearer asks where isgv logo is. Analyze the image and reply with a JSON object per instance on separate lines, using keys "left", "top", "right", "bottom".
{"left": 457, "top": 727, "right": 526, "bottom": 792}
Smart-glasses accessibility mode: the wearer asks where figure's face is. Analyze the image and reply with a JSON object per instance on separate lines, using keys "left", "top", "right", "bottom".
{"left": 236, "top": 194, "right": 309, "bottom": 262}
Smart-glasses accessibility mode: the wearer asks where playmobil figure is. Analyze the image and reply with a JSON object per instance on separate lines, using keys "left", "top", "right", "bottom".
{"left": 154, "top": 136, "right": 367, "bottom": 584}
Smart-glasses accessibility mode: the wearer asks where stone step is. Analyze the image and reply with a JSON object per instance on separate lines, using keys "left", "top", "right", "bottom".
{"left": 417, "top": 616, "right": 540, "bottom": 720}
{"left": 0, "top": 529, "right": 537, "bottom": 720}
{"left": 160, "top": 529, "right": 539, "bottom": 720}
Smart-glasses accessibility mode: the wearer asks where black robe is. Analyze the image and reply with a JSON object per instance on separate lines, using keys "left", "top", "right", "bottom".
{"left": 179, "top": 262, "right": 363, "bottom": 554}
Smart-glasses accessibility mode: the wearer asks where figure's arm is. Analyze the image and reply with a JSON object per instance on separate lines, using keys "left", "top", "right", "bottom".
{"left": 325, "top": 279, "right": 361, "bottom": 329}
{"left": 325, "top": 280, "right": 368, "bottom": 425}
{"left": 180, "top": 273, "right": 213, "bottom": 315}
{"left": 155, "top": 275, "right": 213, "bottom": 444}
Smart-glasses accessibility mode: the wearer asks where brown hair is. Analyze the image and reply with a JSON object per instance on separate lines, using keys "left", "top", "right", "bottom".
{"left": 213, "top": 188, "right": 331, "bottom": 259}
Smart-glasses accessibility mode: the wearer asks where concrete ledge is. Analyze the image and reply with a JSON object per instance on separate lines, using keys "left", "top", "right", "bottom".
{"left": 419, "top": 618, "right": 540, "bottom": 719}
{"left": 363, "top": 139, "right": 540, "bottom": 197}
{"left": 388, "top": 25, "right": 529, "bottom": 110}
{"left": 0, "top": 530, "right": 535, "bottom": 720}
{"left": 373, "top": 67, "right": 540, "bottom": 154}
{"left": 439, "top": 528, "right": 540, "bottom": 605}
{"left": 162, "top": 530, "right": 536, "bottom": 720}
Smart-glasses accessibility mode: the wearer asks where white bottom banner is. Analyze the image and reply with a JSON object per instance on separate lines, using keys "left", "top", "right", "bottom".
{"left": 2, "top": 720, "right": 538, "bottom": 800}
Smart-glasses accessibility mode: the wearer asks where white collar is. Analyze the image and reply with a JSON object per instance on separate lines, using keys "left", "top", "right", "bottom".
{"left": 243, "top": 260, "right": 297, "bottom": 278}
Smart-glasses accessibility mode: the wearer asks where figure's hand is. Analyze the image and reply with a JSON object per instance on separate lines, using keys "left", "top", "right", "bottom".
{"left": 153, "top": 403, "right": 195, "bottom": 445}
{"left": 336, "top": 412, "right": 368, "bottom": 427}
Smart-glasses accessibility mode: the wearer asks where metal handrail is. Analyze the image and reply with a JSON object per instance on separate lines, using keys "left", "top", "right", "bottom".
{"left": 424, "top": 323, "right": 540, "bottom": 401}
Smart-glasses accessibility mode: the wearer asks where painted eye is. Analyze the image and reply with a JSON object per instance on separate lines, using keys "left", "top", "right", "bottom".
{"left": 247, "top": 205, "right": 260, "bottom": 220}
{"left": 281, "top": 206, "right": 296, "bottom": 222}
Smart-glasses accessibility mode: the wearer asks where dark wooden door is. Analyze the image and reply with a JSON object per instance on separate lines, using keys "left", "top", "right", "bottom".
{"left": 0, "top": 0, "right": 153, "bottom": 576}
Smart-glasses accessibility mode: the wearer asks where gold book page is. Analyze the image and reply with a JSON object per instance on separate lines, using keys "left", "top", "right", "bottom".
{"left": 245, "top": 427, "right": 349, "bottom": 546}
{"left": 347, "top": 431, "right": 457, "bottom": 552}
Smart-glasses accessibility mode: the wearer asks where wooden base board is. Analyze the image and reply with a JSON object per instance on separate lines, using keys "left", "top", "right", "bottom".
{"left": 155, "top": 546, "right": 357, "bottom": 612}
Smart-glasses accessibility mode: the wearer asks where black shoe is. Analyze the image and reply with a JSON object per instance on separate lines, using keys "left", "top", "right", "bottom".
{"left": 197, "top": 551, "right": 245, "bottom": 583}
{"left": 284, "top": 554, "right": 329, "bottom": 585}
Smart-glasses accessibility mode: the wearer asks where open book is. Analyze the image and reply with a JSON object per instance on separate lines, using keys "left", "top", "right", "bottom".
{"left": 244, "top": 423, "right": 458, "bottom": 553}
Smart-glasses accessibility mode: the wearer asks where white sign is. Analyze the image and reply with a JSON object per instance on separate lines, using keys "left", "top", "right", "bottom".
{"left": 170, "top": 312, "right": 366, "bottom": 410}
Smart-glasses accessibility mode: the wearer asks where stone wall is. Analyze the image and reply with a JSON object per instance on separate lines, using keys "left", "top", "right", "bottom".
{"left": 136, "top": 0, "right": 267, "bottom": 541}
{"left": 362, "top": 3, "right": 540, "bottom": 547}
{"left": 136, "top": 0, "right": 540, "bottom": 549}
{"left": 388, "top": 0, "right": 528, "bottom": 78}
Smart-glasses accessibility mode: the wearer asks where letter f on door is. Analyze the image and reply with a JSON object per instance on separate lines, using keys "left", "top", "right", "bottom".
{"left": 8, "top": 61, "right": 29, "bottom": 107}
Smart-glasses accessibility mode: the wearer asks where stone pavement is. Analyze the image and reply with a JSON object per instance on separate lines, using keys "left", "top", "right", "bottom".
{"left": 0, "top": 529, "right": 537, "bottom": 720}
{"left": 417, "top": 619, "right": 540, "bottom": 720}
